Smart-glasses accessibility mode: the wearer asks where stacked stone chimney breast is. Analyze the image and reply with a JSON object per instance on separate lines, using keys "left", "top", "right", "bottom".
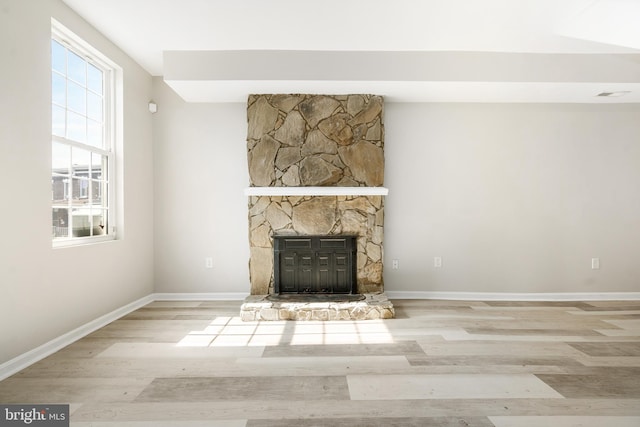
{"left": 246, "top": 94, "right": 385, "bottom": 295}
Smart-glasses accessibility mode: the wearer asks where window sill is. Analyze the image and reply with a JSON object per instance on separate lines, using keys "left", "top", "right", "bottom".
{"left": 52, "top": 234, "right": 116, "bottom": 249}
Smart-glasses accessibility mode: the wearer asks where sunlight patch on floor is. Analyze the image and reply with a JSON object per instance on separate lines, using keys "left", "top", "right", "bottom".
{"left": 176, "top": 316, "right": 394, "bottom": 347}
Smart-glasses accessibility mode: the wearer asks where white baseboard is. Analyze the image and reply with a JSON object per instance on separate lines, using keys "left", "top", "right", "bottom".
{"left": 152, "top": 292, "right": 249, "bottom": 301}
{"left": 0, "top": 294, "right": 154, "bottom": 381}
{"left": 385, "top": 291, "right": 640, "bottom": 301}
{"left": 0, "top": 293, "right": 248, "bottom": 380}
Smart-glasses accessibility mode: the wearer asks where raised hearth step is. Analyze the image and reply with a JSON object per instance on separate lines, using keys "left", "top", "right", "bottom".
{"left": 240, "top": 292, "right": 395, "bottom": 321}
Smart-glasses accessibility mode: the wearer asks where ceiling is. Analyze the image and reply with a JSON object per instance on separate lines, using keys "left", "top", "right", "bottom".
{"left": 61, "top": 0, "right": 640, "bottom": 103}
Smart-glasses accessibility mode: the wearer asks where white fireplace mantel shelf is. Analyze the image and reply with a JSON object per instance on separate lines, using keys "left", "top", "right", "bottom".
{"left": 244, "top": 187, "right": 389, "bottom": 197}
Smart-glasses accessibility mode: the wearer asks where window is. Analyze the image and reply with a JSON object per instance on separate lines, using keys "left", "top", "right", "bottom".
{"left": 51, "top": 22, "right": 117, "bottom": 246}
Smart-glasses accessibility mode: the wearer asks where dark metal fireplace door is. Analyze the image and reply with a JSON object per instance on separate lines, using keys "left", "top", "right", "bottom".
{"left": 273, "top": 235, "right": 357, "bottom": 294}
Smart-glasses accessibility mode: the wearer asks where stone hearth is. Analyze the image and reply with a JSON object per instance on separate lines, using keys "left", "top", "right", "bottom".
{"left": 240, "top": 293, "right": 394, "bottom": 321}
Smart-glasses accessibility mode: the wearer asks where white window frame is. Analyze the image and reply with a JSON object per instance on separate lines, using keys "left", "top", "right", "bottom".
{"left": 52, "top": 20, "right": 119, "bottom": 248}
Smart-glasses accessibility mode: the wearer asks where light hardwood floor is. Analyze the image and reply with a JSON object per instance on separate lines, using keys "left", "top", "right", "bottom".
{"left": 1, "top": 299, "right": 639, "bottom": 426}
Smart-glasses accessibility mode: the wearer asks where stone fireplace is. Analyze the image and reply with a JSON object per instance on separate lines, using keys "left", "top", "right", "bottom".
{"left": 241, "top": 94, "right": 394, "bottom": 320}
{"left": 248, "top": 194, "right": 385, "bottom": 295}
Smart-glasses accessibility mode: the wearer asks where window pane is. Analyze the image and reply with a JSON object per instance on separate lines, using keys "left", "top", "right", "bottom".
{"left": 80, "top": 178, "right": 90, "bottom": 199}
{"left": 52, "top": 142, "right": 70, "bottom": 173}
{"left": 52, "top": 208, "right": 69, "bottom": 239}
{"left": 91, "top": 180, "right": 105, "bottom": 204}
{"left": 87, "top": 91, "right": 102, "bottom": 121}
{"left": 87, "top": 119, "right": 103, "bottom": 148}
{"left": 52, "top": 104, "right": 66, "bottom": 137}
{"left": 67, "top": 110, "right": 86, "bottom": 143}
{"left": 51, "top": 176, "right": 66, "bottom": 202}
{"left": 51, "top": 40, "right": 66, "bottom": 74}
{"left": 67, "top": 51, "right": 86, "bottom": 85}
{"left": 72, "top": 178, "right": 88, "bottom": 202}
{"left": 51, "top": 176, "right": 69, "bottom": 202}
{"left": 91, "top": 153, "right": 106, "bottom": 178}
{"left": 87, "top": 64, "right": 102, "bottom": 95}
{"left": 71, "top": 208, "right": 91, "bottom": 237}
{"left": 72, "top": 148, "right": 90, "bottom": 177}
{"left": 92, "top": 210, "right": 108, "bottom": 236}
{"left": 52, "top": 73, "right": 66, "bottom": 106}
{"left": 63, "top": 178, "right": 70, "bottom": 200}
{"left": 67, "top": 80, "right": 86, "bottom": 114}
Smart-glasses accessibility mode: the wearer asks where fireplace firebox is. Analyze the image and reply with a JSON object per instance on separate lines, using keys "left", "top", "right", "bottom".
{"left": 273, "top": 235, "right": 357, "bottom": 294}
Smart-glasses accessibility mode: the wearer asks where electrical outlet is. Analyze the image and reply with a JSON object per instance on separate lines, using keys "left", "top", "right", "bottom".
{"left": 434, "top": 257, "right": 442, "bottom": 268}
{"left": 591, "top": 258, "right": 600, "bottom": 270}
{"left": 205, "top": 257, "right": 213, "bottom": 269}
{"left": 392, "top": 259, "right": 399, "bottom": 269}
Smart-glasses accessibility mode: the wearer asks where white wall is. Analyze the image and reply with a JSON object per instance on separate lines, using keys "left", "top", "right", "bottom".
{"left": 0, "top": 0, "right": 154, "bottom": 364}
{"left": 384, "top": 103, "right": 640, "bottom": 294}
{"left": 152, "top": 79, "right": 250, "bottom": 293}
{"left": 152, "top": 97, "right": 640, "bottom": 296}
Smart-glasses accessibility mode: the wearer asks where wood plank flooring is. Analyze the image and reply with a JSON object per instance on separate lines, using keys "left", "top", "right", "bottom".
{"left": 1, "top": 299, "right": 639, "bottom": 426}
